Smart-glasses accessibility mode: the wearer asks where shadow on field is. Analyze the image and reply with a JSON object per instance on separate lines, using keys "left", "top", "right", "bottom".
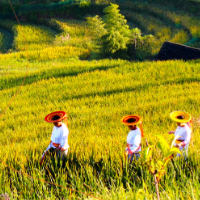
{"left": 32, "top": 152, "right": 200, "bottom": 191}
{"left": 0, "top": 27, "right": 14, "bottom": 53}
{"left": 34, "top": 152, "right": 145, "bottom": 190}
{"left": 3, "top": 150, "right": 200, "bottom": 198}
{"left": 60, "top": 77, "right": 200, "bottom": 101}
{"left": 0, "top": 64, "right": 119, "bottom": 90}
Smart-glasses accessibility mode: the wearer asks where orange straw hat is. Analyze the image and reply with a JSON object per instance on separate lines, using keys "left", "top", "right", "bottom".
{"left": 170, "top": 111, "right": 191, "bottom": 123}
{"left": 121, "top": 115, "right": 142, "bottom": 126}
{"left": 45, "top": 111, "right": 67, "bottom": 123}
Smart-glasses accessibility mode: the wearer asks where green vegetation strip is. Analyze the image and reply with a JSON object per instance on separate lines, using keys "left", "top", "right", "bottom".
{"left": 0, "top": 0, "right": 90, "bottom": 19}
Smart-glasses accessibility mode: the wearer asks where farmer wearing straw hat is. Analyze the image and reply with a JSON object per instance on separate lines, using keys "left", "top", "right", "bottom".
{"left": 121, "top": 115, "right": 143, "bottom": 163}
{"left": 40, "top": 111, "right": 69, "bottom": 165}
{"left": 169, "top": 111, "right": 192, "bottom": 157}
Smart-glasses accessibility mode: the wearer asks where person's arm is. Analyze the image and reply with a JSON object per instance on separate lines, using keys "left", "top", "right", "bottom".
{"left": 168, "top": 131, "right": 175, "bottom": 134}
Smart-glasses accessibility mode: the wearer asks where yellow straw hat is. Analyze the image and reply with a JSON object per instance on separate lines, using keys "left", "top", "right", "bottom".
{"left": 170, "top": 111, "right": 191, "bottom": 123}
{"left": 121, "top": 115, "right": 142, "bottom": 126}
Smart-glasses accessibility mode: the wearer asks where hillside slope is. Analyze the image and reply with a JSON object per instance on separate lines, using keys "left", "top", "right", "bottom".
{"left": 0, "top": 0, "right": 199, "bottom": 58}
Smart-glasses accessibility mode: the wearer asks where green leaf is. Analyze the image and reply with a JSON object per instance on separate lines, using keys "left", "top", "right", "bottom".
{"left": 164, "top": 147, "right": 181, "bottom": 158}
{"left": 157, "top": 141, "right": 163, "bottom": 153}
{"left": 86, "top": 15, "right": 107, "bottom": 41}
{"left": 155, "top": 134, "right": 170, "bottom": 152}
{"left": 164, "top": 157, "right": 171, "bottom": 167}
{"left": 102, "top": 3, "right": 131, "bottom": 53}
{"left": 157, "top": 160, "right": 164, "bottom": 168}
{"left": 143, "top": 147, "right": 150, "bottom": 161}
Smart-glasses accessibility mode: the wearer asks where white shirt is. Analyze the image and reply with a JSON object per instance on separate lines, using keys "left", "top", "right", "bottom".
{"left": 126, "top": 128, "right": 141, "bottom": 153}
{"left": 51, "top": 123, "right": 69, "bottom": 149}
{"left": 174, "top": 124, "right": 191, "bottom": 147}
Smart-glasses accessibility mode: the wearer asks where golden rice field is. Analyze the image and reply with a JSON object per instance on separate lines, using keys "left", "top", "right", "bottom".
{"left": 0, "top": 0, "right": 200, "bottom": 199}
{"left": 0, "top": 19, "right": 57, "bottom": 51}
{"left": 53, "top": 19, "right": 93, "bottom": 49}
{"left": 1, "top": 56, "right": 200, "bottom": 199}
{"left": 0, "top": 19, "right": 92, "bottom": 57}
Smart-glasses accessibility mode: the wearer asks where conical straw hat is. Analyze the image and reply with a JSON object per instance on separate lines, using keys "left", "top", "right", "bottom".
{"left": 45, "top": 111, "right": 67, "bottom": 123}
{"left": 170, "top": 111, "right": 191, "bottom": 123}
{"left": 121, "top": 115, "right": 142, "bottom": 126}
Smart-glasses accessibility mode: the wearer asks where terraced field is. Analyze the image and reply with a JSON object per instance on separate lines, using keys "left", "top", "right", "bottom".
{"left": 0, "top": 18, "right": 91, "bottom": 61}
{"left": 117, "top": 0, "right": 200, "bottom": 54}
{"left": 0, "top": 0, "right": 200, "bottom": 199}
{"left": 1, "top": 55, "right": 200, "bottom": 199}
{"left": 0, "top": 0, "right": 199, "bottom": 57}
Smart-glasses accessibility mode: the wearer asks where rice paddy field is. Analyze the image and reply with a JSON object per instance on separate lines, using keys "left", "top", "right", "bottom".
{"left": 0, "top": 0, "right": 200, "bottom": 199}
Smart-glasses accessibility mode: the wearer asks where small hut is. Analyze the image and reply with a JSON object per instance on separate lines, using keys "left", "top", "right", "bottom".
{"left": 156, "top": 41, "right": 200, "bottom": 61}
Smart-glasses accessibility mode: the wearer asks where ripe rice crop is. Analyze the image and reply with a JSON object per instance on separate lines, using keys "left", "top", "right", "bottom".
{"left": 53, "top": 19, "right": 93, "bottom": 49}
{"left": 1, "top": 57, "right": 200, "bottom": 199}
{"left": 0, "top": 0, "right": 200, "bottom": 198}
{"left": 13, "top": 24, "right": 57, "bottom": 51}
{"left": 0, "top": 19, "right": 92, "bottom": 61}
{"left": 0, "top": 46, "right": 90, "bottom": 61}
{"left": 0, "top": 19, "right": 57, "bottom": 51}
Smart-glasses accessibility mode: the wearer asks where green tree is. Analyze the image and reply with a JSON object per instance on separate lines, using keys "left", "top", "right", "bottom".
{"left": 86, "top": 15, "right": 107, "bottom": 46}
{"left": 131, "top": 28, "right": 142, "bottom": 49}
{"left": 128, "top": 28, "right": 154, "bottom": 60}
{"left": 87, "top": 3, "right": 153, "bottom": 59}
{"left": 102, "top": 3, "right": 131, "bottom": 54}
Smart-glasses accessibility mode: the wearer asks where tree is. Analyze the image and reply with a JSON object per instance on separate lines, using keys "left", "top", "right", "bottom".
{"left": 86, "top": 3, "right": 153, "bottom": 59}
{"left": 131, "top": 28, "right": 142, "bottom": 49}
{"left": 86, "top": 15, "right": 107, "bottom": 46}
{"left": 102, "top": 3, "right": 131, "bottom": 54}
{"left": 127, "top": 28, "right": 154, "bottom": 60}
